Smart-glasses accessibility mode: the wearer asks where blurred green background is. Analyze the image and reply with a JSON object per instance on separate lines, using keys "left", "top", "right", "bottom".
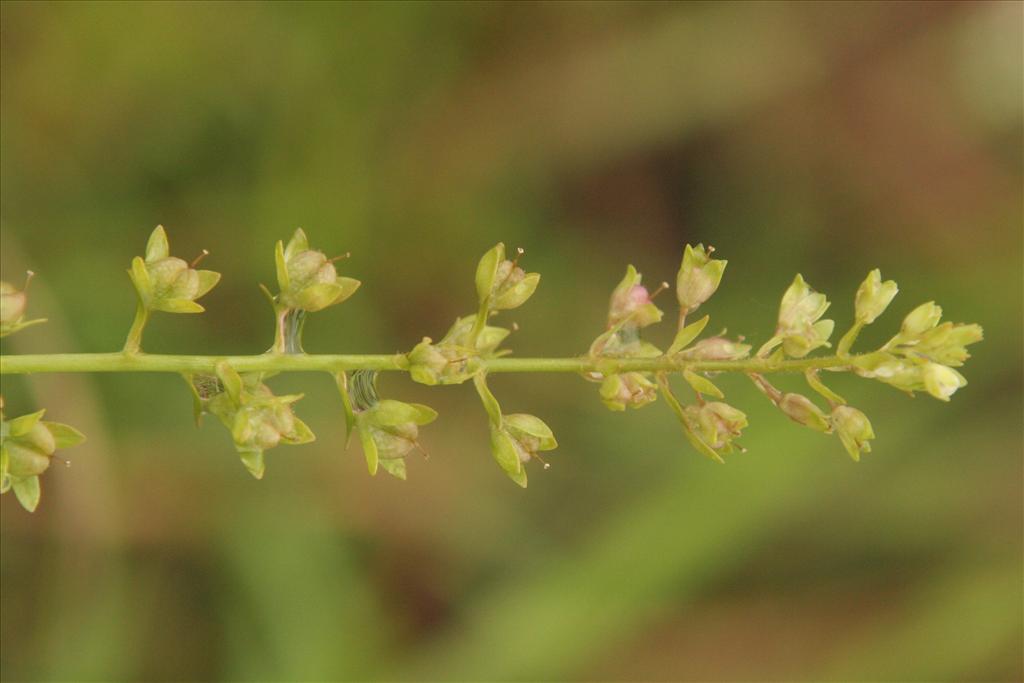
{"left": 1, "top": 2, "right": 1021, "bottom": 681}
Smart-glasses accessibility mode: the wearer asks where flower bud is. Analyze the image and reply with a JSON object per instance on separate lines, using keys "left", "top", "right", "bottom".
{"left": 774, "top": 275, "right": 833, "bottom": 358}
{"left": 1, "top": 406, "right": 85, "bottom": 512}
{"left": 599, "top": 373, "right": 657, "bottom": 411}
{"left": 914, "top": 323, "right": 984, "bottom": 367}
{"left": 831, "top": 405, "right": 874, "bottom": 461}
{"left": 275, "top": 229, "right": 360, "bottom": 312}
{"left": 899, "top": 302, "right": 942, "bottom": 339}
{"left": 205, "top": 368, "right": 315, "bottom": 479}
{"left": 676, "top": 244, "right": 726, "bottom": 314}
{"left": 922, "top": 362, "right": 966, "bottom": 402}
{"left": 777, "top": 393, "right": 832, "bottom": 432}
{"left": 0, "top": 282, "right": 27, "bottom": 325}
{"left": 608, "top": 265, "right": 663, "bottom": 328}
{"left": 854, "top": 269, "right": 898, "bottom": 325}
{"left": 440, "top": 315, "right": 511, "bottom": 355}
{"left": 678, "top": 336, "right": 751, "bottom": 361}
{"left": 0, "top": 274, "right": 46, "bottom": 338}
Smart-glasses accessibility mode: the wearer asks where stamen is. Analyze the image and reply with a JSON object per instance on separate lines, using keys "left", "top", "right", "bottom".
{"left": 190, "top": 250, "right": 210, "bottom": 268}
{"left": 328, "top": 252, "right": 352, "bottom": 264}
{"left": 649, "top": 282, "right": 671, "bottom": 300}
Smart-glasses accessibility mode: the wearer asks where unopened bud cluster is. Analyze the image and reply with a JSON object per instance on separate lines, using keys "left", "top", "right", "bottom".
{"left": 0, "top": 225, "right": 983, "bottom": 511}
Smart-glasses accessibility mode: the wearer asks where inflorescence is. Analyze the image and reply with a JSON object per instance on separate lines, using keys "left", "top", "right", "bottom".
{"left": 0, "top": 227, "right": 983, "bottom": 511}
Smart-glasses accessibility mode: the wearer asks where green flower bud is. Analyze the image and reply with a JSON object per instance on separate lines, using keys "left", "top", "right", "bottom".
{"left": 129, "top": 226, "right": 220, "bottom": 314}
{"left": 922, "top": 362, "right": 967, "bottom": 402}
{"left": 440, "top": 315, "right": 511, "bottom": 355}
{"left": 913, "top": 322, "right": 984, "bottom": 367}
{"left": 0, "top": 404, "right": 85, "bottom": 512}
{"left": 599, "top": 372, "right": 657, "bottom": 411}
{"left": 853, "top": 352, "right": 926, "bottom": 393}
{"left": 678, "top": 336, "right": 751, "bottom": 361}
{"left": 0, "top": 282, "right": 27, "bottom": 325}
{"left": 774, "top": 274, "right": 834, "bottom": 358}
{"left": 205, "top": 367, "right": 315, "bottom": 479}
{"left": 356, "top": 399, "right": 437, "bottom": 478}
{"left": 0, "top": 274, "right": 46, "bottom": 337}
{"left": 275, "top": 229, "right": 360, "bottom": 312}
{"left": 855, "top": 269, "right": 898, "bottom": 325}
{"left": 608, "top": 265, "right": 663, "bottom": 328}
{"left": 778, "top": 393, "right": 832, "bottom": 432}
{"left": 685, "top": 401, "right": 747, "bottom": 454}
{"left": 899, "top": 302, "right": 942, "bottom": 339}
{"left": 831, "top": 405, "right": 874, "bottom": 461}
{"left": 676, "top": 244, "right": 726, "bottom": 314}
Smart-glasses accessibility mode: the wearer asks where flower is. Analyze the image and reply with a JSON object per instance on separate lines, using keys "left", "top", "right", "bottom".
{"left": 475, "top": 243, "right": 540, "bottom": 311}
{"left": 778, "top": 393, "right": 832, "bottom": 432}
{"left": 685, "top": 401, "right": 747, "bottom": 455}
{"left": 676, "top": 243, "right": 727, "bottom": 314}
{"left": 921, "top": 362, "right": 967, "bottom": 401}
{"left": 0, "top": 273, "right": 46, "bottom": 337}
{"left": 854, "top": 269, "right": 898, "bottom": 325}
{"left": 772, "top": 274, "right": 834, "bottom": 358}
{"left": 275, "top": 228, "right": 360, "bottom": 312}
{"left": 129, "top": 225, "right": 220, "bottom": 314}
{"left": 831, "top": 405, "right": 874, "bottom": 461}
{"left": 355, "top": 399, "right": 438, "bottom": 479}
{"left": 488, "top": 413, "right": 557, "bottom": 487}
{"left": 600, "top": 372, "right": 658, "bottom": 411}
{"left": 607, "top": 265, "right": 663, "bottom": 328}
{"left": 204, "top": 362, "right": 315, "bottom": 479}
{"left": 1, "top": 401, "right": 85, "bottom": 512}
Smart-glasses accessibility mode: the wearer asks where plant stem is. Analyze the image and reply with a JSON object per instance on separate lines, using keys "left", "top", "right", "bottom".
{"left": 122, "top": 302, "right": 150, "bottom": 354}
{"left": 0, "top": 351, "right": 858, "bottom": 376}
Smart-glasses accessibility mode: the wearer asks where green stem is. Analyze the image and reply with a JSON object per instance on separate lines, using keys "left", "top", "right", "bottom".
{"left": 122, "top": 302, "right": 151, "bottom": 354}
{"left": 1, "top": 352, "right": 859, "bottom": 376}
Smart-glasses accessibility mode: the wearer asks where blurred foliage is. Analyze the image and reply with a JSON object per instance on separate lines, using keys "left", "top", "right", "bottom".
{"left": 1, "top": 2, "right": 1021, "bottom": 681}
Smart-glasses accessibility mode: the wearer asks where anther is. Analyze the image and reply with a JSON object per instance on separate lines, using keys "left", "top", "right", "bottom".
{"left": 328, "top": 252, "right": 352, "bottom": 264}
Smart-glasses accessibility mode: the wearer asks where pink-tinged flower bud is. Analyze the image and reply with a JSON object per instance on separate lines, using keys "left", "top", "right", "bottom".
{"left": 854, "top": 269, "right": 898, "bottom": 325}
{"left": 778, "top": 393, "right": 831, "bottom": 432}
{"left": 676, "top": 244, "right": 726, "bottom": 314}
{"left": 599, "top": 373, "right": 657, "bottom": 411}
{"left": 608, "top": 265, "right": 663, "bottom": 328}
{"left": 831, "top": 405, "right": 874, "bottom": 461}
